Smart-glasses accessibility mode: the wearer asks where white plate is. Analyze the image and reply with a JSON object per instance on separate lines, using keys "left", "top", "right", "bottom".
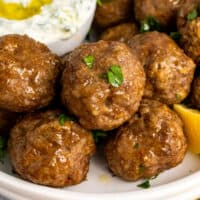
{"left": 0, "top": 150, "right": 200, "bottom": 200}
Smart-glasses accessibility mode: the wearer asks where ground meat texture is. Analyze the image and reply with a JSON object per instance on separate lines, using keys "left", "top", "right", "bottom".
{"left": 0, "top": 34, "right": 61, "bottom": 112}
{"left": 133, "top": 0, "right": 183, "bottom": 28}
{"left": 61, "top": 40, "right": 145, "bottom": 131}
{"left": 94, "top": 0, "right": 132, "bottom": 28}
{"left": 191, "top": 76, "right": 200, "bottom": 108}
{"left": 8, "top": 110, "right": 95, "bottom": 187}
{"left": 177, "top": 0, "right": 200, "bottom": 65}
{"left": 0, "top": 109, "right": 18, "bottom": 135}
{"left": 105, "top": 99, "right": 187, "bottom": 181}
{"left": 100, "top": 23, "right": 139, "bottom": 43}
{"left": 128, "top": 31, "right": 195, "bottom": 105}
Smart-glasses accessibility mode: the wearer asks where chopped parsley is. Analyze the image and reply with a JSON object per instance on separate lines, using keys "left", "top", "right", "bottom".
{"left": 175, "top": 93, "right": 181, "bottom": 100}
{"left": 92, "top": 130, "right": 107, "bottom": 143}
{"left": 187, "top": 7, "right": 198, "bottom": 21}
{"left": 170, "top": 32, "right": 181, "bottom": 42}
{"left": 84, "top": 55, "right": 94, "bottom": 69}
{"left": 59, "top": 114, "right": 74, "bottom": 126}
{"left": 107, "top": 65, "right": 124, "bottom": 87}
{"left": 0, "top": 136, "right": 6, "bottom": 163}
{"left": 140, "top": 16, "right": 162, "bottom": 33}
{"left": 137, "top": 180, "right": 151, "bottom": 189}
{"left": 134, "top": 143, "right": 139, "bottom": 149}
{"left": 97, "top": 0, "right": 102, "bottom": 6}
{"left": 97, "top": 0, "right": 111, "bottom": 6}
{"left": 139, "top": 164, "right": 145, "bottom": 174}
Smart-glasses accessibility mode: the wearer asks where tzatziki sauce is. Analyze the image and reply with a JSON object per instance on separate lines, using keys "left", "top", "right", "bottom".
{"left": 0, "top": 0, "right": 95, "bottom": 44}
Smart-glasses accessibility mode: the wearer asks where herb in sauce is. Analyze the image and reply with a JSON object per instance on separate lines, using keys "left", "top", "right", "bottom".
{"left": 187, "top": 7, "right": 198, "bottom": 21}
{"left": 92, "top": 130, "right": 107, "bottom": 143}
{"left": 84, "top": 55, "right": 94, "bottom": 69}
{"left": 59, "top": 114, "right": 74, "bottom": 126}
{"left": 140, "top": 16, "right": 162, "bottom": 33}
{"left": 0, "top": 136, "right": 6, "bottom": 163}
{"left": 107, "top": 65, "right": 124, "bottom": 87}
{"left": 170, "top": 32, "right": 181, "bottom": 42}
{"left": 139, "top": 164, "right": 145, "bottom": 174}
{"left": 134, "top": 143, "right": 139, "bottom": 149}
{"left": 137, "top": 180, "right": 151, "bottom": 189}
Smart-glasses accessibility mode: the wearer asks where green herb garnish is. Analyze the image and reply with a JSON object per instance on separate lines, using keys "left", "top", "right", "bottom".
{"left": 59, "top": 114, "right": 74, "bottom": 126}
{"left": 187, "top": 7, "right": 198, "bottom": 21}
{"left": 137, "top": 180, "right": 151, "bottom": 189}
{"left": 176, "top": 93, "right": 181, "bottom": 100}
{"left": 134, "top": 143, "right": 139, "bottom": 149}
{"left": 139, "top": 164, "right": 145, "bottom": 174}
{"left": 97, "top": 0, "right": 102, "bottom": 6}
{"left": 107, "top": 65, "right": 123, "bottom": 87}
{"left": 97, "top": 0, "right": 112, "bottom": 6}
{"left": 170, "top": 32, "right": 181, "bottom": 42}
{"left": 0, "top": 136, "right": 6, "bottom": 163}
{"left": 92, "top": 130, "right": 107, "bottom": 143}
{"left": 84, "top": 55, "right": 94, "bottom": 69}
{"left": 140, "top": 16, "right": 162, "bottom": 33}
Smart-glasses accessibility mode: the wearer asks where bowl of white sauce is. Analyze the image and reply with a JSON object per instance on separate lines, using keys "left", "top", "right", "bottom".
{"left": 0, "top": 0, "right": 96, "bottom": 55}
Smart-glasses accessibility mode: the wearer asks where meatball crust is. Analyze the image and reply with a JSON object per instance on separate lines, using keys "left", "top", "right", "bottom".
{"left": 134, "top": 0, "right": 183, "bottom": 27}
{"left": 8, "top": 110, "right": 95, "bottom": 187}
{"left": 105, "top": 99, "right": 187, "bottom": 181}
{"left": 191, "top": 76, "right": 200, "bottom": 108}
{"left": 0, "top": 34, "right": 61, "bottom": 112}
{"left": 95, "top": 0, "right": 132, "bottom": 28}
{"left": 128, "top": 31, "right": 195, "bottom": 105}
{"left": 177, "top": 0, "right": 200, "bottom": 65}
{"left": 61, "top": 40, "right": 145, "bottom": 131}
{"left": 100, "top": 23, "right": 139, "bottom": 43}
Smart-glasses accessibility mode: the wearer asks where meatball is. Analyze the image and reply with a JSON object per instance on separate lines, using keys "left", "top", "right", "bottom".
{"left": 61, "top": 40, "right": 145, "bottom": 131}
{"left": 105, "top": 99, "right": 187, "bottom": 181}
{"left": 134, "top": 0, "right": 183, "bottom": 28}
{"left": 8, "top": 110, "right": 95, "bottom": 187}
{"left": 95, "top": 0, "right": 132, "bottom": 28}
{"left": 0, "top": 109, "right": 18, "bottom": 135}
{"left": 100, "top": 23, "right": 139, "bottom": 43}
{"left": 128, "top": 31, "right": 195, "bottom": 105}
{"left": 191, "top": 76, "right": 200, "bottom": 108}
{"left": 0, "top": 34, "right": 61, "bottom": 112}
{"left": 177, "top": 0, "right": 200, "bottom": 65}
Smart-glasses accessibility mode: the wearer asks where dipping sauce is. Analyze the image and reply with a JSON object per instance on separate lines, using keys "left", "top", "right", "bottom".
{"left": 0, "top": 0, "right": 94, "bottom": 43}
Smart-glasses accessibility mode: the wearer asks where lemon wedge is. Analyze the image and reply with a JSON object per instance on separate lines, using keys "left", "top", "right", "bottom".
{"left": 174, "top": 104, "right": 200, "bottom": 154}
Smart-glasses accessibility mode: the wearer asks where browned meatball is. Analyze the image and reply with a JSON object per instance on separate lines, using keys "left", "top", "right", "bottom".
{"left": 61, "top": 40, "right": 145, "bottom": 131}
{"left": 134, "top": 0, "right": 183, "bottom": 27}
{"left": 177, "top": 0, "right": 200, "bottom": 65}
{"left": 8, "top": 110, "right": 95, "bottom": 187}
{"left": 0, "top": 34, "right": 61, "bottom": 112}
{"left": 105, "top": 99, "right": 187, "bottom": 181}
{"left": 95, "top": 0, "right": 132, "bottom": 28}
{"left": 191, "top": 76, "right": 200, "bottom": 108}
{"left": 0, "top": 109, "right": 18, "bottom": 135}
{"left": 128, "top": 31, "right": 195, "bottom": 105}
{"left": 100, "top": 23, "right": 139, "bottom": 43}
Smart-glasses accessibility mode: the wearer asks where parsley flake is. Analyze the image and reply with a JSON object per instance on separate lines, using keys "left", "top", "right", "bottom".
{"left": 0, "top": 136, "right": 6, "bottom": 163}
{"left": 92, "top": 130, "right": 107, "bottom": 143}
{"left": 170, "top": 32, "right": 181, "bottom": 42}
{"left": 137, "top": 180, "right": 151, "bottom": 189}
{"left": 84, "top": 55, "right": 94, "bottom": 69}
{"left": 134, "top": 143, "right": 139, "bottom": 149}
{"left": 140, "top": 16, "right": 162, "bottom": 33}
{"left": 107, "top": 65, "right": 124, "bottom": 87}
{"left": 187, "top": 7, "right": 198, "bottom": 21}
{"left": 59, "top": 114, "right": 74, "bottom": 126}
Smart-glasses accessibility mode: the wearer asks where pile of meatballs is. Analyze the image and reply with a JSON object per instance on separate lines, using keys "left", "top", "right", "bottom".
{"left": 1, "top": 0, "right": 200, "bottom": 188}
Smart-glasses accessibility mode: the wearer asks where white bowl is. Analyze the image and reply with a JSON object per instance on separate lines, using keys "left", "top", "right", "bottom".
{"left": 0, "top": 152, "right": 200, "bottom": 200}
{"left": 46, "top": 1, "right": 96, "bottom": 56}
